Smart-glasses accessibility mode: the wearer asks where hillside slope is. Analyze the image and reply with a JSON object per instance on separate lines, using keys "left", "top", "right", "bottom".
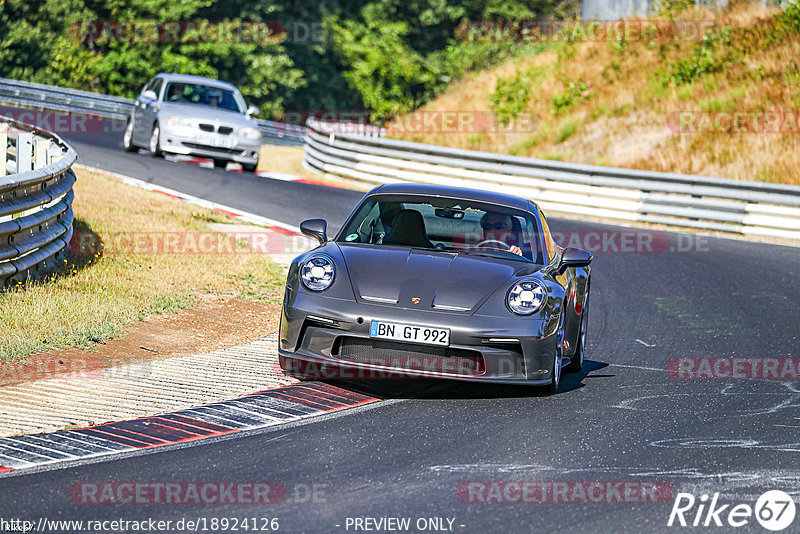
{"left": 388, "top": 2, "right": 800, "bottom": 185}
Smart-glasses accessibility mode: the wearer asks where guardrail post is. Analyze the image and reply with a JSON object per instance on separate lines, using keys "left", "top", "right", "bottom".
{"left": 48, "top": 140, "right": 62, "bottom": 165}
{"left": 0, "top": 123, "right": 6, "bottom": 177}
{"left": 34, "top": 137, "right": 48, "bottom": 168}
{"left": 16, "top": 132, "right": 33, "bottom": 172}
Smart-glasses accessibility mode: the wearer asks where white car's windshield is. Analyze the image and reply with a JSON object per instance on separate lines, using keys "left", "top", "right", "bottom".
{"left": 163, "top": 82, "right": 244, "bottom": 113}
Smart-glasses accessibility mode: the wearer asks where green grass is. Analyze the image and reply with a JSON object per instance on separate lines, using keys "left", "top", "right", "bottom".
{"left": 556, "top": 118, "right": 579, "bottom": 143}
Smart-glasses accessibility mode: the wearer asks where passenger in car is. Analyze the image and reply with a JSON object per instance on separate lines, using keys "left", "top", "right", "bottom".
{"left": 377, "top": 202, "right": 403, "bottom": 242}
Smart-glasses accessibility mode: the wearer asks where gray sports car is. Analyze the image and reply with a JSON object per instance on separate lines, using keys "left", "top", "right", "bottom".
{"left": 278, "top": 183, "right": 592, "bottom": 391}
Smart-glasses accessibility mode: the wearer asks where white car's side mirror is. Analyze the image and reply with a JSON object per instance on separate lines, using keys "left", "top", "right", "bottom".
{"left": 246, "top": 105, "right": 260, "bottom": 117}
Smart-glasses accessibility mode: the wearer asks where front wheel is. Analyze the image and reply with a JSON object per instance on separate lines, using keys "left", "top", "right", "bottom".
{"left": 566, "top": 292, "right": 589, "bottom": 373}
{"left": 123, "top": 120, "right": 136, "bottom": 152}
{"left": 242, "top": 162, "right": 258, "bottom": 173}
{"left": 542, "top": 314, "right": 565, "bottom": 393}
{"left": 543, "top": 345, "right": 562, "bottom": 393}
{"left": 149, "top": 123, "right": 163, "bottom": 157}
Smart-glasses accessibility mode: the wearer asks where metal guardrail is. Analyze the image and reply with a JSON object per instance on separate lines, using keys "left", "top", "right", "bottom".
{"left": 0, "top": 78, "right": 306, "bottom": 147}
{"left": 304, "top": 117, "right": 800, "bottom": 241}
{"left": 0, "top": 115, "right": 77, "bottom": 288}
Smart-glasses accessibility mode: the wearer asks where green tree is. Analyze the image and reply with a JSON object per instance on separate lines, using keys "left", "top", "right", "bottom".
{"left": 0, "top": 0, "right": 577, "bottom": 118}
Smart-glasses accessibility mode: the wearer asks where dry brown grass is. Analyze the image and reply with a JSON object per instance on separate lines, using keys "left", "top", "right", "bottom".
{"left": 0, "top": 169, "right": 286, "bottom": 360}
{"left": 257, "top": 145, "right": 308, "bottom": 175}
{"left": 389, "top": 2, "right": 800, "bottom": 184}
{"left": 257, "top": 144, "right": 368, "bottom": 189}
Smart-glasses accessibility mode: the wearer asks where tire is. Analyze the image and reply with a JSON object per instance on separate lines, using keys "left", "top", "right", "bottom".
{"left": 123, "top": 120, "right": 136, "bottom": 152}
{"left": 566, "top": 291, "right": 589, "bottom": 373}
{"left": 242, "top": 162, "right": 258, "bottom": 173}
{"left": 213, "top": 159, "right": 228, "bottom": 169}
{"left": 544, "top": 344, "right": 562, "bottom": 393}
{"left": 542, "top": 314, "right": 566, "bottom": 393}
{"left": 148, "top": 122, "right": 163, "bottom": 157}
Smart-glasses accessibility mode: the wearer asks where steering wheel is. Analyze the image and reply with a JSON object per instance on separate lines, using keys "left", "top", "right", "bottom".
{"left": 476, "top": 239, "right": 511, "bottom": 250}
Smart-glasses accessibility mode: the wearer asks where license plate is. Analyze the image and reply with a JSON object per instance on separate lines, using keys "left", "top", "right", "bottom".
{"left": 369, "top": 320, "right": 450, "bottom": 346}
{"left": 196, "top": 134, "right": 233, "bottom": 148}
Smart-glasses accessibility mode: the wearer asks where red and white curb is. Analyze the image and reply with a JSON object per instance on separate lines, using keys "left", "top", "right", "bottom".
{"left": 256, "top": 171, "right": 345, "bottom": 189}
{"left": 0, "top": 382, "right": 378, "bottom": 475}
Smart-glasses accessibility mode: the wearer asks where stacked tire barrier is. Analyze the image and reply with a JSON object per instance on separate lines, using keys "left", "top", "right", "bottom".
{"left": 0, "top": 115, "right": 77, "bottom": 288}
{"left": 304, "top": 117, "right": 800, "bottom": 241}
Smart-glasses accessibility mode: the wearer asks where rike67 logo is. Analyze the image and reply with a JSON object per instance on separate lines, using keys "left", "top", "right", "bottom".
{"left": 668, "top": 491, "right": 796, "bottom": 531}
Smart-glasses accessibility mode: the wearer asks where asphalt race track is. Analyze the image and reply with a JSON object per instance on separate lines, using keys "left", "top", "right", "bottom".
{"left": 2, "top": 109, "right": 800, "bottom": 533}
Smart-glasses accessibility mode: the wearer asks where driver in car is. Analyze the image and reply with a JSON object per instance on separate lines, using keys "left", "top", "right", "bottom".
{"left": 480, "top": 211, "right": 523, "bottom": 256}
{"left": 166, "top": 84, "right": 186, "bottom": 102}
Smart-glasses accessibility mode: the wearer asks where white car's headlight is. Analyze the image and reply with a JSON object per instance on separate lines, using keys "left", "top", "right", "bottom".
{"left": 507, "top": 279, "right": 546, "bottom": 316}
{"left": 166, "top": 116, "right": 193, "bottom": 127}
{"left": 301, "top": 255, "right": 335, "bottom": 291}
{"left": 238, "top": 127, "right": 261, "bottom": 140}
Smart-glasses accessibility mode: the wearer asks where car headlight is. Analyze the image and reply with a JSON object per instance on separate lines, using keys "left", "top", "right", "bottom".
{"left": 165, "top": 116, "right": 193, "bottom": 127}
{"left": 507, "top": 279, "right": 546, "bottom": 316}
{"left": 301, "top": 255, "right": 335, "bottom": 291}
{"left": 238, "top": 127, "right": 261, "bottom": 140}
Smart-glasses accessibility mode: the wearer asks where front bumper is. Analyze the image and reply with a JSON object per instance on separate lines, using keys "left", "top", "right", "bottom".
{"left": 160, "top": 124, "right": 260, "bottom": 164}
{"left": 278, "top": 289, "right": 560, "bottom": 385}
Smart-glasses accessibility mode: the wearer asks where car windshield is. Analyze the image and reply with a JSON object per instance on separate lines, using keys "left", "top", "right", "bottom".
{"left": 338, "top": 194, "right": 545, "bottom": 264}
{"left": 163, "top": 82, "right": 244, "bottom": 113}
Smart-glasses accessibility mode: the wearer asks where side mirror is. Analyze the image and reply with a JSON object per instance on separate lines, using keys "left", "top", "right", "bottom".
{"left": 246, "top": 105, "right": 260, "bottom": 117}
{"left": 557, "top": 247, "right": 592, "bottom": 274}
{"left": 300, "top": 218, "right": 327, "bottom": 245}
{"left": 142, "top": 89, "right": 158, "bottom": 101}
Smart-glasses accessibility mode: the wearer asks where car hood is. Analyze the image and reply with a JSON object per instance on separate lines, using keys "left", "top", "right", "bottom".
{"left": 158, "top": 102, "right": 257, "bottom": 128}
{"left": 338, "top": 244, "right": 523, "bottom": 314}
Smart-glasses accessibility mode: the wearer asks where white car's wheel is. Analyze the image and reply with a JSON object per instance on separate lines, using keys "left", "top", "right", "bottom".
{"left": 123, "top": 120, "right": 136, "bottom": 152}
{"left": 149, "top": 123, "right": 163, "bottom": 157}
